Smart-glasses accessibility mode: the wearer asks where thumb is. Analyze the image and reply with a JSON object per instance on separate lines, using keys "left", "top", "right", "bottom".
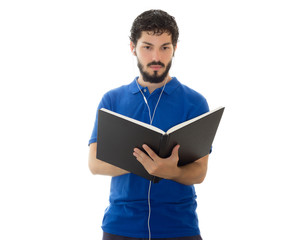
{"left": 171, "top": 144, "right": 180, "bottom": 160}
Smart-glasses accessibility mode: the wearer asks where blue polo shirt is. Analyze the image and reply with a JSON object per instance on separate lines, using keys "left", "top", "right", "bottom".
{"left": 89, "top": 77, "right": 209, "bottom": 238}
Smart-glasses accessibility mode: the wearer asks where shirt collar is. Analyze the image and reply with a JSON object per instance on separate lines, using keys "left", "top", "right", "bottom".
{"left": 129, "top": 76, "right": 180, "bottom": 95}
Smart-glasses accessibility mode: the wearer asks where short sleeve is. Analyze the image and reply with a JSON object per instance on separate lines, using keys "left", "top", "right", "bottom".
{"left": 187, "top": 93, "right": 210, "bottom": 120}
{"left": 88, "top": 93, "right": 111, "bottom": 146}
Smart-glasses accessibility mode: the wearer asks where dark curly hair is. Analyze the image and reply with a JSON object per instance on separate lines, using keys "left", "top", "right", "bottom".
{"left": 130, "top": 9, "right": 179, "bottom": 48}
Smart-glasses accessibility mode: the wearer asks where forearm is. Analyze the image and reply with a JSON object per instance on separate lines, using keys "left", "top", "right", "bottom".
{"left": 88, "top": 143, "right": 129, "bottom": 177}
{"left": 171, "top": 155, "right": 209, "bottom": 185}
{"left": 89, "top": 158, "right": 129, "bottom": 176}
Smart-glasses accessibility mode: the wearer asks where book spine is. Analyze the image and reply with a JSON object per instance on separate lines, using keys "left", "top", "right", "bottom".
{"left": 152, "top": 134, "right": 169, "bottom": 183}
{"left": 158, "top": 134, "right": 169, "bottom": 158}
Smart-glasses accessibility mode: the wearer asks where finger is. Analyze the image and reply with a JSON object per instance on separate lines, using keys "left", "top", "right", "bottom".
{"left": 172, "top": 144, "right": 180, "bottom": 156}
{"left": 133, "top": 147, "right": 148, "bottom": 159}
{"left": 142, "top": 144, "right": 158, "bottom": 160}
{"left": 133, "top": 149, "right": 145, "bottom": 164}
{"left": 133, "top": 148, "right": 152, "bottom": 163}
{"left": 171, "top": 145, "right": 180, "bottom": 161}
{"left": 133, "top": 148, "right": 153, "bottom": 168}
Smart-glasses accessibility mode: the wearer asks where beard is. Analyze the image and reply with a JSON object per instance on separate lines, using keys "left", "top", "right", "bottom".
{"left": 137, "top": 58, "right": 172, "bottom": 84}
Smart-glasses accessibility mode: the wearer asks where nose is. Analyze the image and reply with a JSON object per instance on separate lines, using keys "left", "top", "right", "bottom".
{"left": 152, "top": 49, "right": 160, "bottom": 62}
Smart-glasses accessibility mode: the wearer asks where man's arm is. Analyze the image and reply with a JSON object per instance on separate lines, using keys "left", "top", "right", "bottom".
{"left": 133, "top": 144, "right": 209, "bottom": 185}
{"left": 172, "top": 155, "right": 208, "bottom": 185}
{"left": 88, "top": 142, "right": 129, "bottom": 176}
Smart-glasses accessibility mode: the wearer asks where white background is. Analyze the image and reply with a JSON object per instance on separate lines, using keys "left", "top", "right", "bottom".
{"left": 1, "top": 0, "right": 299, "bottom": 239}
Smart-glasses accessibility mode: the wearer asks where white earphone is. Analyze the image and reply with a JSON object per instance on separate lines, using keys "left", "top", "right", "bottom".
{"left": 135, "top": 77, "right": 168, "bottom": 240}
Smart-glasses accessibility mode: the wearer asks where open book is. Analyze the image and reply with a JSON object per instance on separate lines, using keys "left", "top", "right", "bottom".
{"left": 97, "top": 107, "right": 224, "bottom": 183}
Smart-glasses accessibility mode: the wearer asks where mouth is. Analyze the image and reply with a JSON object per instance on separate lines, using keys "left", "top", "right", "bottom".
{"left": 149, "top": 65, "right": 163, "bottom": 71}
{"left": 147, "top": 61, "right": 165, "bottom": 71}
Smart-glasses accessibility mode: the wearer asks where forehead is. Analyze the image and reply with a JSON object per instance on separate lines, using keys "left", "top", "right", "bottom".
{"left": 137, "top": 31, "right": 172, "bottom": 45}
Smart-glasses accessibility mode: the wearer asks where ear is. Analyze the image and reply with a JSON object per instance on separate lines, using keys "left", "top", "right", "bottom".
{"left": 130, "top": 41, "right": 136, "bottom": 56}
{"left": 173, "top": 44, "right": 177, "bottom": 57}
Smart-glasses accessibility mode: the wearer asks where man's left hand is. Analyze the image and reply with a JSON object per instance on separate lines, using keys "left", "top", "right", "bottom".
{"left": 133, "top": 144, "right": 182, "bottom": 180}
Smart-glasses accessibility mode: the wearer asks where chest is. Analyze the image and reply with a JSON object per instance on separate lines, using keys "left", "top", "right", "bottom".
{"left": 113, "top": 93, "right": 189, "bottom": 132}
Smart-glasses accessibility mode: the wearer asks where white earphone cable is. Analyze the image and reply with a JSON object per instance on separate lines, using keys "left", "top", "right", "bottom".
{"left": 135, "top": 79, "right": 167, "bottom": 125}
{"left": 147, "top": 180, "right": 152, "bottom": 240}
{"left": 135, "top": 77, "right": 168, "bottom": 240}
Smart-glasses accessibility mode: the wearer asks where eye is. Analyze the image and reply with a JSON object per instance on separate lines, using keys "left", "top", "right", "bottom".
{"left": 162, "top": 46, "right": 170, "bottom": 50}
{"left": 143, "top": 46, "right": 152, "bottom": 50}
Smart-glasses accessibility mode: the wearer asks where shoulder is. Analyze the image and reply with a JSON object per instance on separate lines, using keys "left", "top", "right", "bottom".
{"left": 175, "top": 80, "right": 207, "bottom": 104}
{"left": 182, "top": 84, "right": 206, "bottom": 101}
{"left": 102, "top": 81, "right": 133, "bottom": 102}
{"left": 98, "top": 80, "right": 136, "bottom": 111}
{"left": 173, "top": 79, "right": 209, "bottom": 117}
{"left": 103, "top": 83, "right": 131, "bottom": 98}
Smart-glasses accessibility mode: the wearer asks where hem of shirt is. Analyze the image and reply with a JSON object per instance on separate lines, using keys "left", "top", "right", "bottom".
{"left": 102, "top": 227, "right": 200, "bottom": 239}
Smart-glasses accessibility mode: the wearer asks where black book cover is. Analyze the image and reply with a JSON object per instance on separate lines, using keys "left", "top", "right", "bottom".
{"left": 97, "top": 107, "right": 224, "bottom": 183}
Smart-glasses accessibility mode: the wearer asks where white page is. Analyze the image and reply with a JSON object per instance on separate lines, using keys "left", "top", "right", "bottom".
{"left": 166, "top": 107, "right": 224, "bottom": 134}
{"left": 101, "top": 108, "right": 165, "bottom": 135}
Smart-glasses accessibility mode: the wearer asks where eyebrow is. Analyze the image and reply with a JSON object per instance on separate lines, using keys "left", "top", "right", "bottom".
{"left": 142, "top": 41, "right": 172, "bottom": 46}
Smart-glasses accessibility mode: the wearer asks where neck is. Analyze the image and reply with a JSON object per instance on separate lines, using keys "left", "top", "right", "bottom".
{"left": 137, "top": 75, "right": 172, "bottom": 94}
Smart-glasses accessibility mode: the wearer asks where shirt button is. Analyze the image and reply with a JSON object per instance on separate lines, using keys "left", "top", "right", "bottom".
{"left": 143, "top": 89, "right": 147, "bottom": 93}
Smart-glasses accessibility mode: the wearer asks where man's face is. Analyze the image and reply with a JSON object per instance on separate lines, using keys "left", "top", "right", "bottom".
{"left": 133, "top": 31, "right": 176, "bottom": 84}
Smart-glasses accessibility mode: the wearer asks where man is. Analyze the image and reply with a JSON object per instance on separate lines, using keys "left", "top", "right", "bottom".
{"left": 89, "top": 9, "right": 209, "bottom": 240}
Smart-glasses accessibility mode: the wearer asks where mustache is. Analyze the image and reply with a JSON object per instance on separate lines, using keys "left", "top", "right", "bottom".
{"left": 147, "top": 61, "right": 165, "bottom": 67}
